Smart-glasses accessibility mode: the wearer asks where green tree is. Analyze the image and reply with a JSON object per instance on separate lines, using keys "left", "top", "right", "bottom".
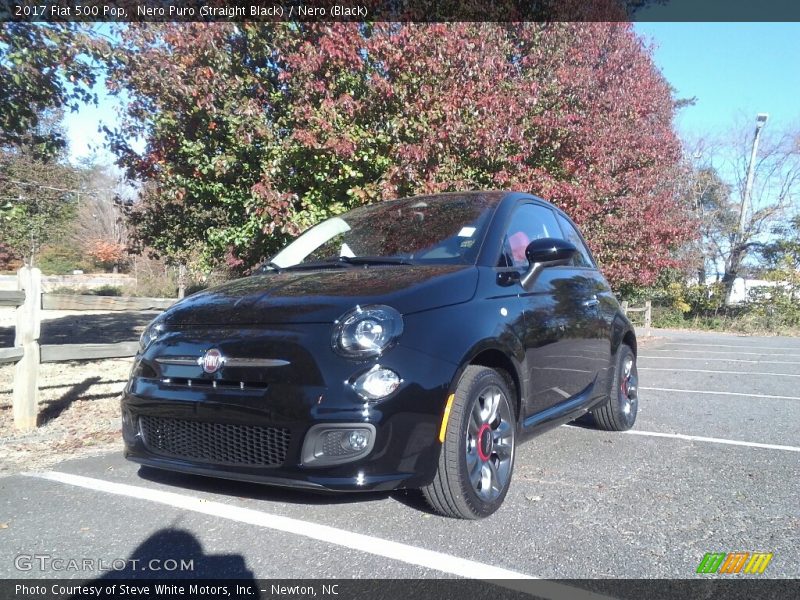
{"left": 0, "top": 22, "right": 106, "bottom": 268}
{"left": 106, "top": 23, "right": 284, "bottom": 270}
{"left": 760, "top": 215, "right": 800, "bottom": 297}
{"left": 0, "top": 22, "right": 101, "bottom": 158}
{"left": 0, "top": 113, "right": 80, "bottom": 266}
{"left": 740, "top": 215, "right": 800, "bottom": 328}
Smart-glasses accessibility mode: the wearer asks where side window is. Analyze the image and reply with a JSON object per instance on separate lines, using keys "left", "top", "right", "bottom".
{"left": 556, "top": 214, "right": 595, "bottom": 268}
{"left": 499, "top": 204, "right": 563, "bottom": 268}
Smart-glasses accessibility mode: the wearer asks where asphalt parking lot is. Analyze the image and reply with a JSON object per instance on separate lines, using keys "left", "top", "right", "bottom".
{"left": 1, "top": 329, "right": 798, "bottom": 583}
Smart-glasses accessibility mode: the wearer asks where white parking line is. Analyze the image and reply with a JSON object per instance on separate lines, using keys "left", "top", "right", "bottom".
{"left": 622, "top": 430, "right": 800, "bottom": 453}
{"left": 640, "top": 386, "right": 800, "bottom": 401}
{"left": 24, "top": 472, "right": 622, "bottom": 600}
{"left": 661, "top": 342, "right": 800, "bottom": 351}
{"left": 639, "top": 367, "right": 800, "bottom": 378}
{"left": 27, "top": 471, "right": 532, "bottom": 581}
{"left": 639, "top": 355, "right": 800, "bottom": 365}
{"left": 645, "top": 349, "right": 799, "bottom": 357}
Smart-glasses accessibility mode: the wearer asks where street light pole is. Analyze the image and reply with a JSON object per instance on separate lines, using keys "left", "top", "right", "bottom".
{"left": 738, "top": 113, "right": 769, "bottom": 235}
{"left": 725, "top": 113, "right": 768, "bottom": 304}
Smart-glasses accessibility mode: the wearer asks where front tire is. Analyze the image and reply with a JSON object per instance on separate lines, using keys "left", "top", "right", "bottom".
{"left": 422, "top": 366, "right": 516, "bottom": 519}
{"left": 592, "top": 343, "right": 638, "bottom": 431}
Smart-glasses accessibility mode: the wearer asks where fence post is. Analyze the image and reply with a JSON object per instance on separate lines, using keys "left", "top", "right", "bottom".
{"left": 621, "top": 301, "right": 628, "bottom": 316}
{"left": 177, "top": 263, "right": 186, "bottom": 299}
{"left": 13, "top": 266, "right": 42, "bottom": 431}
{"left": 644, "top": 300, "right": 652, "bottom": 338}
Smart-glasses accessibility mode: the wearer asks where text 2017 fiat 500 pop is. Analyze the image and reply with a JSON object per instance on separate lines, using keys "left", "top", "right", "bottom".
{"left": 122, "top": 191, "right": 638, "bottom": 519}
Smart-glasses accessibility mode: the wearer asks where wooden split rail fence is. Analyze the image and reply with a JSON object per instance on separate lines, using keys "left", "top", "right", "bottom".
{"left": 0, "top": 267, "right": 174, "bottom": 431}
{"left": 621, "top": 300, "right": 652, "bottom": 339}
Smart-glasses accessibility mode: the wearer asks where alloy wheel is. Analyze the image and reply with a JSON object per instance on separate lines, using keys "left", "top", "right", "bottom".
{"left": 620, "top": 356, "right": 638, "bottom": 417}
{"left": 465, "top": 385, "right": 515, "bottom": 501}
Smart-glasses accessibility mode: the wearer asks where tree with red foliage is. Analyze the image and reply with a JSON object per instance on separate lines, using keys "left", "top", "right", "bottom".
{"left": 107, "top": 23, "right": 692, "bottom": 288}
{"left": 87, "top": 238, "right": 127, "bottom": 271}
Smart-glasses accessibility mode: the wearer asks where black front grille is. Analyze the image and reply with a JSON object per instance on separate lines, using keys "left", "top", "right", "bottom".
{"left": 161, "top": 378, "right": 269, "bottom": 390}
{"left": 139, "top": 415, "right": 290, "bottom": 467}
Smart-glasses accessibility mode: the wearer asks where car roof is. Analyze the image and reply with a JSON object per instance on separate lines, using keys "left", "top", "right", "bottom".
{"left": 380, "top": 190, "right": 559, "bottom": 210}
{"left": 379, "top": 190, "right": 507, "bottom": 205}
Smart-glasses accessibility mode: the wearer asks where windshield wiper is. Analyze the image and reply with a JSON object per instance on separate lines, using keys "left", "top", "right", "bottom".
{"left": 336, "top": 256, "right": 415, "bottom": 266}
{"left": 281, "top": 260, "right": 351, "bottom": 270}
{"left": 259, "top": 261, "right": 283, "bottom": 273}
{"left": 261, "top": 256, "right": 413, "bottom": 272}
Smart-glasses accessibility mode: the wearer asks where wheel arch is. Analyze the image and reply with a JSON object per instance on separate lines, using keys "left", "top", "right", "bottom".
{"left": 605, "top": 312, "right": 637, "bottom": 397}
{"left": 622, "top": 329, "right": 637, "bottom": 356}
{"left": 611, "top": 312, "right": 637, "bottom": 357}
{"left": 450, "top": 341, "right": 525, "bottom": 422}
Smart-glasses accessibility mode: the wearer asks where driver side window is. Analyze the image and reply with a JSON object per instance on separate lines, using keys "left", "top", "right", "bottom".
{"left": 499, "top": 204, "right": 562, "bottom": 268}
{"left": 555, "top": 213, "right": 595, "bottom": 268}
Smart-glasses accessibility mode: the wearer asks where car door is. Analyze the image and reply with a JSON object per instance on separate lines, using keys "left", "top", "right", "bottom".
{"left": 498, "top": 202, "right": 600, "bottom": 418}
{"left": 553, "top": 212, "right": 613, "bottom": 394}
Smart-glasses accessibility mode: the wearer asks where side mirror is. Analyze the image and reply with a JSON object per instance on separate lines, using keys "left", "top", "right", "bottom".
{"left": 520, "top": 238, "right": 577, "bottom": 289}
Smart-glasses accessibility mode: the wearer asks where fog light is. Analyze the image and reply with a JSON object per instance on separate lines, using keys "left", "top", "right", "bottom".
{"left": 353, "top": 365, "right": 401, "bottom": 400}
{"left": 347, "top": 430, "right": 369, "bottom": 451}
{"left": 301, "top": 423, "right": 376, "bottom": 466}
{"left": 321, "top": 428, "right": 372, "bottom": 456}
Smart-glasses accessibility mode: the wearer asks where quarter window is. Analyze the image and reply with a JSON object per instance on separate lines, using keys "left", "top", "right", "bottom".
{"left": 555, "top": 214, "right": 595, "bottom": 268}
{"left": 500, "top": 204, "right": 562, "bottom": 268}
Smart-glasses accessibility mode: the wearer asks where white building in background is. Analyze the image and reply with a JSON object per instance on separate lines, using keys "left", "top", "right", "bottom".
{"left": 727, "top": 277, "right": 788, "bottom": 305}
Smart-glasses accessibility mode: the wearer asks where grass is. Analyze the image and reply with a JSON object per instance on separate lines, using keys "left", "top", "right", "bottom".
{"left": 645, "top": 306, "right": 800, "bottom": 337}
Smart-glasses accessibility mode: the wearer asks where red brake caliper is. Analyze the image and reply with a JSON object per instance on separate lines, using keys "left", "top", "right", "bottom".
{"left": 476, "top": 423, "right": 491, "bottom": 462}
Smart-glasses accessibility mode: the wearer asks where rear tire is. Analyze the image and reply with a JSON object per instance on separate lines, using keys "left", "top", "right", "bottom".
{"left": 592, "top": 343, "right": 638, "bottom": 431}
{"left": 422, "top": 366, "right": 516, "bottom": 519}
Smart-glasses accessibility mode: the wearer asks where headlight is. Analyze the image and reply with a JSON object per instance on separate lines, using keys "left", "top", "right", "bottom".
{"left": 332, "top": 305, "right": 403, "bottom": 358}
{"left": 138, "top": 316, "right": 165, "bottom": 353}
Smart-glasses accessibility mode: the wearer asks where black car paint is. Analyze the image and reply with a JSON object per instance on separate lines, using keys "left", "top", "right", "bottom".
{"left": 122, "top": 191, "right": 636, "bottom": 492}
{"left": 161, "top": 264, "right": 479, "bottom": 326}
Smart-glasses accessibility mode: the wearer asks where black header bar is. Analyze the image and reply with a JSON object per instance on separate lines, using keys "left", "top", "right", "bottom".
{"left": 2, "top": 579, "right": 800, "bottom": 600}
{"left": 1, "top": 0, "right": 800, "bottom": 23}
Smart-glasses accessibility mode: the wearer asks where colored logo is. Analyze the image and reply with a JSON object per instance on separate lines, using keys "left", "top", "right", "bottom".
{"left": 199, "top": 348, "right": 224, "bottom": 374}
{"left": 697, "top": 552, "right": 773, "bottom": 574}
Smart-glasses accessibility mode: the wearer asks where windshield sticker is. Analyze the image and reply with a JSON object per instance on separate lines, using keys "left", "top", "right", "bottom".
{"left": 458, "top": 227, "right": 476, "bottom": 237}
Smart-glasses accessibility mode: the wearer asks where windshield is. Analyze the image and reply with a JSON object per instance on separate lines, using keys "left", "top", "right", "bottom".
{"left": 270, "top": 193, "right": 501, "bottom": 268}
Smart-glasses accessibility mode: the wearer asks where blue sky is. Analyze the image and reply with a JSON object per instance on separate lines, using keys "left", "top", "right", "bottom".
{"left": 64, "top": 81, "right": 121, "bottom": 165}
{"left": 633, "top": 22, "right": 800, "bottom": 140}
{"left": 64, "top": 23, "right": 800, "bottom": 164}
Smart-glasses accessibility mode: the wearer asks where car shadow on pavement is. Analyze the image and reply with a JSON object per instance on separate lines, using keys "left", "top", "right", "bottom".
{"left": 137, "top": 466, "right": 392, "bottom": 507}
{"left": 137, "top": 466, "right": 440, "bottom": 515}
{"left": 69, "top": 528, "right": 256, "bottom": 586}
{"left": 569, "top": 415, "right": 596, "bottom": 429}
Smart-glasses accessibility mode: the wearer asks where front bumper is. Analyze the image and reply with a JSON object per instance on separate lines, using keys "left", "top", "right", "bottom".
{"left": 121, "top": 332, "right": 457, "bottom": 492}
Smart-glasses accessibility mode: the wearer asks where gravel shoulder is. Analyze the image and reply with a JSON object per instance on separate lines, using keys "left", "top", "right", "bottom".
{"left": 0, "top": 358, "right": 131, "bottom": 475}
{"left": 0, "top": 307, "right": 152, "bottom": 475}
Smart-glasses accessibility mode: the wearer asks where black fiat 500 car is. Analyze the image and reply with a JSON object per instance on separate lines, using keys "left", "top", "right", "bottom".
{"left": 122, "top": 191, "right": 638, "bottom": 519}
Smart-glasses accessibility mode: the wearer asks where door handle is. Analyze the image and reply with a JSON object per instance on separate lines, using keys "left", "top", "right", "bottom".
{"left": 582, "top": 295, "right": 599, "bottom": 308}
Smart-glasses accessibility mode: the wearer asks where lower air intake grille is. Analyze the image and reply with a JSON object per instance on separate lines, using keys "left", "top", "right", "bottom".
{"left": 139, "top": 415, "right": 290, "bottom": 467}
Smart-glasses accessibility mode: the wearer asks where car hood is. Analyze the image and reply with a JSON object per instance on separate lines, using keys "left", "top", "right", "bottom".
{"left": 162, "top": 264, "right": 478, "bottom": 326}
